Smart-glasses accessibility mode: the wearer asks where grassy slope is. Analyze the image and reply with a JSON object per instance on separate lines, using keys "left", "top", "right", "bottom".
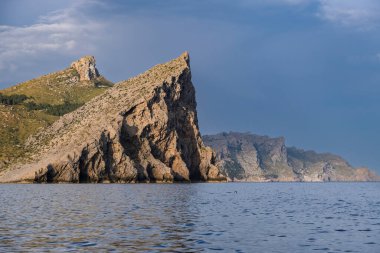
{"left": 0, "top": 67, "right": 113, "bottom": 166}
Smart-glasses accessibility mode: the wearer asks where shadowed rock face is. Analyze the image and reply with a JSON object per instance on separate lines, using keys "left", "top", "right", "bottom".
{"left": 204, "top": 132, "right": 379, "bottom": 182}
{"left": 0, "top": 52, "right": 225, "bottom": 183}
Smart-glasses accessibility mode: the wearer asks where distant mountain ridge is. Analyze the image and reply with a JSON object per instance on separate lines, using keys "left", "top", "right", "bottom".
{"left": 203, "top": 132, "right": 379, "bottom": 182}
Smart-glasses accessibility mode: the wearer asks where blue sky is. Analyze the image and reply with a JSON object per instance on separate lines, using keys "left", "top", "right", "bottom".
{"left": 1, "top": 0, "right": 380, "bottom": 172}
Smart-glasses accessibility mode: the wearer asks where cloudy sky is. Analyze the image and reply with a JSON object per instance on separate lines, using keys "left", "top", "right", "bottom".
{"left": 1, "top": 0, "right": 380, "bottom": 172}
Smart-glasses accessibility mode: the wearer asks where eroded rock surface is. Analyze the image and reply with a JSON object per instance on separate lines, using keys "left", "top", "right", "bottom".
{"left": 0, "top": 52, "right": 225, "bottom": 183}
{"left": 204, "top": 132, "right": 379, "bottom": 182}
{"left": 70, "top": 56, "right": 99, "bottom": 81}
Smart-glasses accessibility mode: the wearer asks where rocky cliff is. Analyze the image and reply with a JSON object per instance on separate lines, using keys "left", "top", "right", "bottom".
{"left": 0, "top": 52, "right": 225, "bottom": 183}
{"left": 70, "top": 56, "right": 100, "bottom": 81}
{"left": 204, "top": 132, "right": 379, "bottom": 182}
{"left": 0, "top": 56, "right": 113, "bottom": 166}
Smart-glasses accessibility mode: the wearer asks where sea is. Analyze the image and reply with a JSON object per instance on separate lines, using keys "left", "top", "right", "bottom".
{"left": 0, "top": 183, "right": 379, "bottom": 252}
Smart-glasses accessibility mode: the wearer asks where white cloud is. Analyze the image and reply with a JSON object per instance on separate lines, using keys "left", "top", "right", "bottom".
{"left": 317, "top": 0, "right": 380, "bottom": 29}
{"left": 0, "top": 0, "right": 105, "bottom": 73}
{"left": 239, "top": 0, "right": 380, "bottom": 29}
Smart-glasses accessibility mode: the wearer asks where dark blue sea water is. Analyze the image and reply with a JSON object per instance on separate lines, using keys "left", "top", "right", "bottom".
{"left": 0, "top": 183, "right": 379, "bottom": 252}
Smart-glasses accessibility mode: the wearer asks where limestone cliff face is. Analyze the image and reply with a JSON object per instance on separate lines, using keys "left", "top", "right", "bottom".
{"left": 70, "top": 56, "right": 99, "bottom": 81}
{"left": 204, "top": 132, "right": 379, "bottom": 182}
{"left": 0, "top": 52, "right": 225, "bottom": 183}
{"left": 287, "top": 147, "right": 379, "bottom": 182}
{"left": 203, "top": 132, "right": 296, "bottom": 181}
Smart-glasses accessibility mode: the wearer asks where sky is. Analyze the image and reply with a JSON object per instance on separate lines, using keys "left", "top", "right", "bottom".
{"left": 1, "top": 0, "right": 380, "bottom": 172}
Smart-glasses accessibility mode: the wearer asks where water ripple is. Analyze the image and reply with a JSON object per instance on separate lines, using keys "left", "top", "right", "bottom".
{"left": 0, "top": 183, "right": 379, "bottom": 252}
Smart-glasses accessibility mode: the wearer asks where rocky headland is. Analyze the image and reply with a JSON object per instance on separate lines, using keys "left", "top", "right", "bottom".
{"left": 0, "top": 53, "right": 225, "bottom": 183}
{"left": 0, "top": 53, "right": 377, "bottom": 183}
{"left": 204, "top": 132, "right": 379, "bottom": 182}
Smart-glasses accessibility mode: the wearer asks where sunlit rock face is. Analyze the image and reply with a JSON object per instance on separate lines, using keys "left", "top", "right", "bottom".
{"left": 70, "top": 55, "right": 100, "bottom": 81}
{"left": 0, "top": 52, "right": 225, "bottom": 183}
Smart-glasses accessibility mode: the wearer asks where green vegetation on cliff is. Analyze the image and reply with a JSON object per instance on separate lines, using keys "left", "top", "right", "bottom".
{"left": 0, "top": 94, "right": 29, "bottom": 105}
{"left": 0, "top": 57, "right": 113, "bottom": 166}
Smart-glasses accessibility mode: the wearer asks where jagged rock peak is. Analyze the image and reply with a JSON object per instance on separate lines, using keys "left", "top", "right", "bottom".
{"left": 181, "top": 51, "right": 190, "bottom": 64}
{"left": 70, "top": 55, "right": 100, "bottom": 81}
